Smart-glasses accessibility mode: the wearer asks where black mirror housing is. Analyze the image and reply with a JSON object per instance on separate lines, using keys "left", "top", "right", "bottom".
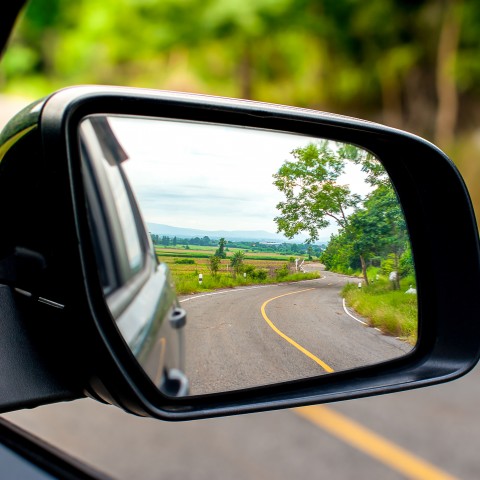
{"left": 1, "top": 85, "right": 480, "bottom": 420}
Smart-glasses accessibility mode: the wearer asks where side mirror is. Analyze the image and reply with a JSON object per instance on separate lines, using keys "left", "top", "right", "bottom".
{"left": 0, "top": 86, "right": 479, "bottom": 420}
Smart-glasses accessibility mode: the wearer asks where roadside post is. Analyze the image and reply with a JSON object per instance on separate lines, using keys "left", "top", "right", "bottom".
{"left": 199, "top": 273, "right": 203, "bottom": 285}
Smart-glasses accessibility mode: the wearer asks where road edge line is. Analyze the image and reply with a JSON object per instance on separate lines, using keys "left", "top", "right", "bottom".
{"left": 342, "top": 298, "right": 368, "bottom": 326}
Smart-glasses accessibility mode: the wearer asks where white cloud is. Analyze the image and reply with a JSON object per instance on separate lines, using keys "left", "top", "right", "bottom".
{"left": 106, "top": 116, "right": 375, "bottom": 240}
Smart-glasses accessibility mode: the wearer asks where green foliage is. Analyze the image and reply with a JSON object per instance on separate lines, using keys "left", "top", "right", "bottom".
{"left": 174, "top": 258, "right": 195, "bottom": 265}
{"left": 173, "top": 270, "right": 319, "bottom": 294}
{"left": 208, "top": 255, "right": 221, "bottom": 276}
{"left": 399, "top": 247, "right": 415, "bottom": 277}
{"left": 4, "top": 0, "right": 480, "bottom": 155}
{"left": 342, "top": 277, "right": 418, "bottom": 344}
{"left": 252, "top": 268, "right": 268, "bottom": 280}
{"left": 273, "top": 141, "right": 362, "bottom": 241}
{"left": 381, "top": 254, "right": 398, "bottom": 276}
{"left": 230, "top": 250, "right": 245, "bottom": 276}
{"left": 320, "top": 232, "right": 358, "bottom": 273}
{"left": 318, "top": 179, "right": 413, "bottom": 288}
{"left": 242, "top": 264, "right": 268, "bottom": 280}
{"left": 243, "top": 264, "right": 256, "bottom": 276}
{"left": 157, "top": 250, "right": 210, "bottom": 259}
{"left": 273, "top": 138, "right": 399, "bottom": 286}
{"left": 275, "top": 263, "right": 290, "bottom": 279}
{"left": 214, "top": 237, "right": 227, "bottom": 259}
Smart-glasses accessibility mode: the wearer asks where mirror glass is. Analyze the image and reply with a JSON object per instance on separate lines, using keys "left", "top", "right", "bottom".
{"left": 81, "top": 114, "right": 417, "bottom": 396}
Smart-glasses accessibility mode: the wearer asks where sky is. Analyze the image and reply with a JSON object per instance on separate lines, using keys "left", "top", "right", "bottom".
{"left": 105, "top": 116, "right": 375, "bottom": 241}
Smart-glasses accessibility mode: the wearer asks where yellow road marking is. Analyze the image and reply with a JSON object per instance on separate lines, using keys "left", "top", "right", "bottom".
{"left": 295, "top": 406, "right": 458, "bottom": 480}
{"left": 262, "top": 286, "right": 456, "bottom": 479}
{"left": 260, "top": 289, "right": 334, "bottom": 373}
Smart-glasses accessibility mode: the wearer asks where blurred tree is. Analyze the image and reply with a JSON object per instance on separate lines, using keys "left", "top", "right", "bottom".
{"left": 230, "top": 250, "right": 245, "bottom": 277}
{"left": 208, "top": 255, "right": 221, "bottom": 276}
{"left": 2, "top": 0, "right": 480, "bottom": 146}
{"left": 214, "top": 237, "right": 227, "bottom": 259}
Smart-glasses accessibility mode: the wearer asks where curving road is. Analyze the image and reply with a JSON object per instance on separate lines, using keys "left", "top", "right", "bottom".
{"left": 180, "top": 267, "right": 411, "bottom": 395}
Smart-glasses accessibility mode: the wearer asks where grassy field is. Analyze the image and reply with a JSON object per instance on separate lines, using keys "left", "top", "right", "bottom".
{"left": 155, "top": 246, "right": 318, "bottom": 294}
{"left": 342, "top": 274, "right": 418, "bottom": 345}
{"left": 155, "top": 246, "right": 304, "bottom": 262}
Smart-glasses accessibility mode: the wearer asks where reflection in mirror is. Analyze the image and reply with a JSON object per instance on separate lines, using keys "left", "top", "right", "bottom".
{"left": 80, "top": 115, "right": 417, "bottom": 397}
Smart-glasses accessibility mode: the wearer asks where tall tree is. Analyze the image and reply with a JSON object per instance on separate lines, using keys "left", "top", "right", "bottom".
{"left": 273, "top": 141, "right": 361, "bottom": 241}
{"left": 230, "top": 250, "right": 245, "bottom": 277}
{"left": 321, "top": 183, "right": 409, "bottom": 286}
{"left": 214, "top": 237, "right": 227, "bottom": 259}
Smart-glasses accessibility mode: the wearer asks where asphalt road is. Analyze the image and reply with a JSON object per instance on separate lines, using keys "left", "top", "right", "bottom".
{"left": 4, "top": 366, "right": 480, "bottom": 480}
{"left": 181, "top": 270, "right": 411, "bottom": 395}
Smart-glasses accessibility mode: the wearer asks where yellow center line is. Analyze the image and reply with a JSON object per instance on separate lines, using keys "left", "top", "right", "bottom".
{"left": 260, "top": 288, "right": 334, "bottom": 373}
{"left": 295, "top": 406, "right": 457, "bottom": 480}
{"left": 262, "top": 286, "right": 456, "bottom": 479}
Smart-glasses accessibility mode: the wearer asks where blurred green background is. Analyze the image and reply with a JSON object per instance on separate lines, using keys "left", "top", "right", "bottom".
{"left": 2, "top": 0, "right": 480, "bottom": 213}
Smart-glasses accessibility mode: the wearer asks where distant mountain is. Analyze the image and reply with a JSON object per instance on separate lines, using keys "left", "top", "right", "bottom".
{"left": 146, "top": 222, "right": 313, "bottom": 242}
{"left": 146, "top": 223, "right": 330, "bottom": 244}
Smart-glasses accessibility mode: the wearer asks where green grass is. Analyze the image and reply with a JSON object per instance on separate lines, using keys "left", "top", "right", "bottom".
{"left": 155, "top": 246, "right": 304, "bottom": 262}
{"left": 156, "top": 248, "right": 211, "bottom": 259}
{"left": 156, "top": 249, "right": 319, "bottom": 294}
{"left": 172, "top": 271, "right": 320, "bottom": 295}
{"left": 327, "top": 265, "right": 380, "bottom": 279}
{"left": 342, "top": 276, "right": 418, "bottom": 344}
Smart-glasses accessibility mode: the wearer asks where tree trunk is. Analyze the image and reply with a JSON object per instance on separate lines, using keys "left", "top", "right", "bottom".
{"left": 404, "top": 68, "right": 436, "bottom": 137}
{"left": 379, "top": 70, "right": 404, "bottom": 129}
{"left": 435, "top": 0, "right": 462, "bottom": 148}
{"left": 239, "top": 43, "right": 253, "bottom": 100}
{"left": 360, "top": 255, "right": 369, "bottom": 286}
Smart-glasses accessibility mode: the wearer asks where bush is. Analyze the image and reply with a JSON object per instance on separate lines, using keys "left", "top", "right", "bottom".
{"left": 276, "top": 264, "right": 290, "bottom": 279}
{"left": 242, "top": 265, "right": 269, "bottom": 280}
{"left": 399, "top": 247, "right": 415, "bottom": 277}
{"left": 208, "top": 255, "right": 221, "bottom": 276}
{"left": 243, "top": 264, "right": 256, "bottom": 277}
{"left": 253, "top": 268, "right": 268, "bottom": 280}
{"left": 174, "top": 258, "right": 195, "bottom": 264}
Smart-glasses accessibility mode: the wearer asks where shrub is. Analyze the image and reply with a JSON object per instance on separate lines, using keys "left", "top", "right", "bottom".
{"left": 276, "top": 264, "right": 290, "bottom": 279}
{"left": 399, "top": 247, "right": 415, "bottom": 277}
{"left": 253, "top": 268, "right": 268, "bottom": 280}
{"left": 174, "top": 258, "right": 195, "bottom": 264}
{"left": 208, "top": 255, "right": 221, "bottom": 276}
{"left": 243, "top": 264, "right": 256, "bottom": 277}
